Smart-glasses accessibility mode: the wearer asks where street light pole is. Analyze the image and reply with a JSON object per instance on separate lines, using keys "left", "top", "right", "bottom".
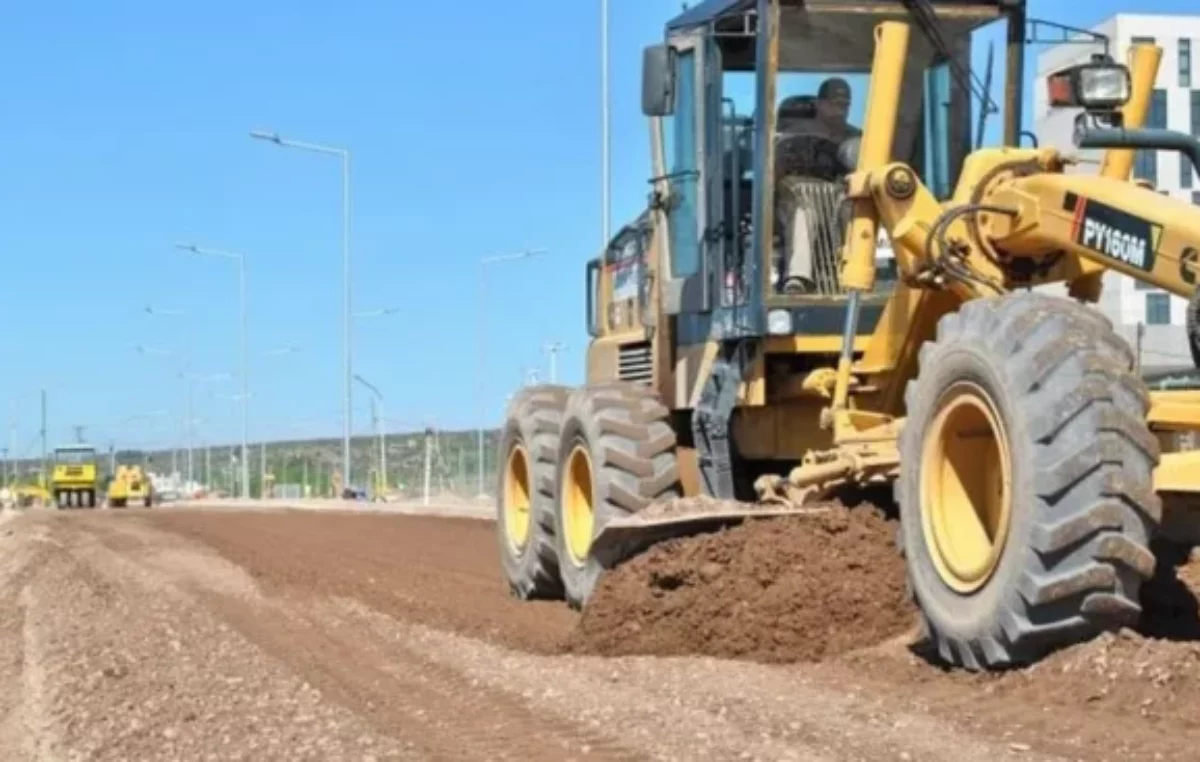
{"left": 250, "top": 129, "right": 352, "bottom": 492}
{"left": 477, "top": 249, "right": 547, "bottom": 497}
{"left": 601, "top": 0, "right": 611, "bottom": 246}
{"left": 175, "top": 242, "right": 250, "bottom": 499}
{"left": 352, "top": 374, "right": 385, "bottom": 499}
{"left": 543, "top": 342, "right": 567, "bottom": 384}
{"left": 143, "top": 306, "right": 195, "bottom": 484}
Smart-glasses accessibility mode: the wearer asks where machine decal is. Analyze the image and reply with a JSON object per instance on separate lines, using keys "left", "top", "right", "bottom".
{"left": 1064, "top": 191, "right": 1161, "bottom": 272}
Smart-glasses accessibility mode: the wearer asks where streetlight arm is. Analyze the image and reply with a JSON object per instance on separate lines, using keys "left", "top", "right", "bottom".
{"left": 481, "top": 249, "right": 548, "bottom": 266}
{"left": 250, "top": 130, "right": 347, "bottom": 158}
{"left": 175, "top": 241, "right": 243, "bottom": 262}
{"left": 353, "top": 307, "right": 400, "bottom": 319}
{"left": 352, "top": 374, "right": 383, "bottom": 401}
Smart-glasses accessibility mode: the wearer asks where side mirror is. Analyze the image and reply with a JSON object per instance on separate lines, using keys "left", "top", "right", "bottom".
{"left": 642, "top": 44, "right": 675, "bottom": 117}
{"left": 1047, "top": 57, "right": 1131, "bottom": 113}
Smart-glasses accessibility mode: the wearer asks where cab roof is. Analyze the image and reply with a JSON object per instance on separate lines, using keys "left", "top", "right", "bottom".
{"left": 666, "top": 0, "right": 1023, "bottom": 32}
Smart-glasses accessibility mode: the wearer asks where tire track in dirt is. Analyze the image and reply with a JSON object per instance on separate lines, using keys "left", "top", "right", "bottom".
{"left": 141, "top": 509, "right": 579, "bottom": 652}
{"left": 12, "top": 513, "right": 419, "bottom": 760}
{"left": 86, "top": 515, "right": 645, "bottom": 762}
{"left": 0, "top": 518, "right": 63, "bottom": 761}
{"left": 17, "top": 584, "right": 56, "bottom": 761}
{"left": 132, "top": 509, "right": 1056, "bottom": 761}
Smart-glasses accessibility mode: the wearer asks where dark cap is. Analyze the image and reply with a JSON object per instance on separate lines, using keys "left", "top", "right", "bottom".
{"left": 818, "top": 77, "right": 852, "bottom": 101}
{"left": 779, "top": 94, "right": 816, "bottom": 119}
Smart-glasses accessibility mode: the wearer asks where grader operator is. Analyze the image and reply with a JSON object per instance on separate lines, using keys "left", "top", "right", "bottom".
{"left": 496, "top": 0, "right": 1200, "bottom": 672}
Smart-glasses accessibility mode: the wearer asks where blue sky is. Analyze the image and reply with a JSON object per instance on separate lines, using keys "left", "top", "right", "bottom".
{"left": 0, "top": 0, "right": 1195, "bottom": 453}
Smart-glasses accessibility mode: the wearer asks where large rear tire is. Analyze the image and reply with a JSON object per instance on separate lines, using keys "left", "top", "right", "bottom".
{"left": 555, "top": 382, "right": 681, "bottom": 609}
{"left": 898, "top": 292, "right": 1161, "bottom": 671}
{"left": 495, "top": 385, "right": 569, "bottom": 600}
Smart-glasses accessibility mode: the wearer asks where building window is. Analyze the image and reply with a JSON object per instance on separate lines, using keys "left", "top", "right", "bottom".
{"left": 1185, "top": 160, "right": 1195, "bottom": 189}
{"left": 1194, "top": 190, "right": 1200, "bottom": 205}
{"left": 1134, "top": 89, "right": 1168, "bottom": 186}
{"left": 1192, "top": 90, "right": 1200, "bottom": 139}
{"left": 1132, "top": 36, "right": 1156, "bottom": 45}
{"left": 1183, "top": 39, "right": 1193, "bottom": 87}
{"left": 1146, "top": 293, "right": 1171, "bottom": 325}
{"left": 1150, "top": 88, "right": 1168, "bottom": 127}
{"left": 1135, "top": 150, "right": 1158, "bottom": 185}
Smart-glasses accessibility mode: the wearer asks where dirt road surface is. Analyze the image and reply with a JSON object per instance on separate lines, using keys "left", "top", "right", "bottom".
{"left": 1, "top": 505, "right": 1198, "bottom": 761}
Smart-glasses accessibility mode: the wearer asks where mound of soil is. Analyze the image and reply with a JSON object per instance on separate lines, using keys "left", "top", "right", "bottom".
{"left": 968, "top": 543, "right": 1200, "bottom": 731}
{"left": 568, "top": 503, "right": 916, "bottom": 664}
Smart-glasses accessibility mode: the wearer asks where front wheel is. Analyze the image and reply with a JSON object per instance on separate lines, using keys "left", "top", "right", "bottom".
{"left": 897, "top": 293, "right": 1161, "bottom": 670}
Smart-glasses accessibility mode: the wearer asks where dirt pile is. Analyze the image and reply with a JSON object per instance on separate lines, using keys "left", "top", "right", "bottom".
{"left": 568, "top": 503, "right": 917, "bottom": 663}
{"left": 963, "top": 544, "right": 1200, "bottom": 732}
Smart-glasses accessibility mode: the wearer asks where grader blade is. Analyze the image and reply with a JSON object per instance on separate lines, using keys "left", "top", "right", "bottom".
{"left": 590, "top": 498, "right": 831, "bottom": 569}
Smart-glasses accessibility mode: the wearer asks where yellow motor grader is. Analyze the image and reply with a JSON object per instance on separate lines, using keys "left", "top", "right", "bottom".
{"left": 496, "top": 0, "right": 1200, "bottom": 671}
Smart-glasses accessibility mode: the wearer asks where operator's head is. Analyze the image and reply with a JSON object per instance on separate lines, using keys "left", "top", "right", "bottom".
{"left": 777, "top": 95, "right": 816, "bottom": 131}
{"left": 816, "top": 77, "right": 852, "bottom": 125}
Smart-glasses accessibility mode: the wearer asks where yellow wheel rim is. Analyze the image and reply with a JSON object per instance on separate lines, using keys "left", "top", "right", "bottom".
{"left": 920, "top": 381, "right": 1013, "bottom": 594}
{"left": 562, "top": 444, "right": 595, "bottom": 567}
{"left": 503, "top": 445, "right": 533, "bottom": 552}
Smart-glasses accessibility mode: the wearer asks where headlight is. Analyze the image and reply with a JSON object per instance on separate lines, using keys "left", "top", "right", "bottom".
{"left": 1077, "top": 66, "right": 1130, "bottom": 107}
{"left": 1047, "top": 59, "right": 1131, "bottom": 112}
{"left": 767, "top": 309, "right": 793, "bottom": 335}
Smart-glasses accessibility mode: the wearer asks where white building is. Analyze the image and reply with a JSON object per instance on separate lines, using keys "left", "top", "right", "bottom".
{"left": 1033, "top": 14, "right": 1199, "bottom": 372}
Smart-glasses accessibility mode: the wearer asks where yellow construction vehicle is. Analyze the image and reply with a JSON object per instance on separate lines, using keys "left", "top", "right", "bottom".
{"left": 107, "top": 464, "right": 154, "bottom": 508}
{"left": 51, "top": 444, "right": 100, "bottom": 509}
{"left": 497, "top": 0, "right": 1200, "bottom": 671}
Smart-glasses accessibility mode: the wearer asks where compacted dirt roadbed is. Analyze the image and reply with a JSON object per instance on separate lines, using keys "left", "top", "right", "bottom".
{"left": 1, "top": 506, "right": 1199, "bottom": 761}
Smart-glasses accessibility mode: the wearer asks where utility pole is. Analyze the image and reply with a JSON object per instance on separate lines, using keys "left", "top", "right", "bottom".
{"left": 109, "top": 440, "right": 116, "bottom": 475}
{"left": 72, "top": 425, "right": 86, "bottom": 443}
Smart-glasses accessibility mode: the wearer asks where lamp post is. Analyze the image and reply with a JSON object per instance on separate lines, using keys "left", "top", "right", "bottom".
{"left": 175, "top": 242, "right": 249, "bottom": 498}
{"left": 257, "top": 344, "right": 299, "bottom": 498}
{"left": 352, "top": 374, "right": 385, "bottom": 500}
{"left": 137, "top": 344, "right": 230, "bottom": 487}
{"left": 601, "top": 0, "right": 611, "bottom": 246}
{"left": 477, "top": 249, "right": 547, "bottom": 497}
{"left": 542, "top": 342, "right": 567, "bottom": 384}
{"left": 250, "top": 128, "right": 352, "bottom": 493}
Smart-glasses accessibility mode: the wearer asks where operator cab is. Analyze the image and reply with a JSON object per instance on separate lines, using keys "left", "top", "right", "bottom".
{"left": 637, "top": 0, "right": 1023, "bottom": 338}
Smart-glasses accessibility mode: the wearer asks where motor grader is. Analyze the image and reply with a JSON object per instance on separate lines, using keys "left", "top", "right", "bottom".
{"left": 496, "top": 0, "right": 1200, "bottom": 671}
